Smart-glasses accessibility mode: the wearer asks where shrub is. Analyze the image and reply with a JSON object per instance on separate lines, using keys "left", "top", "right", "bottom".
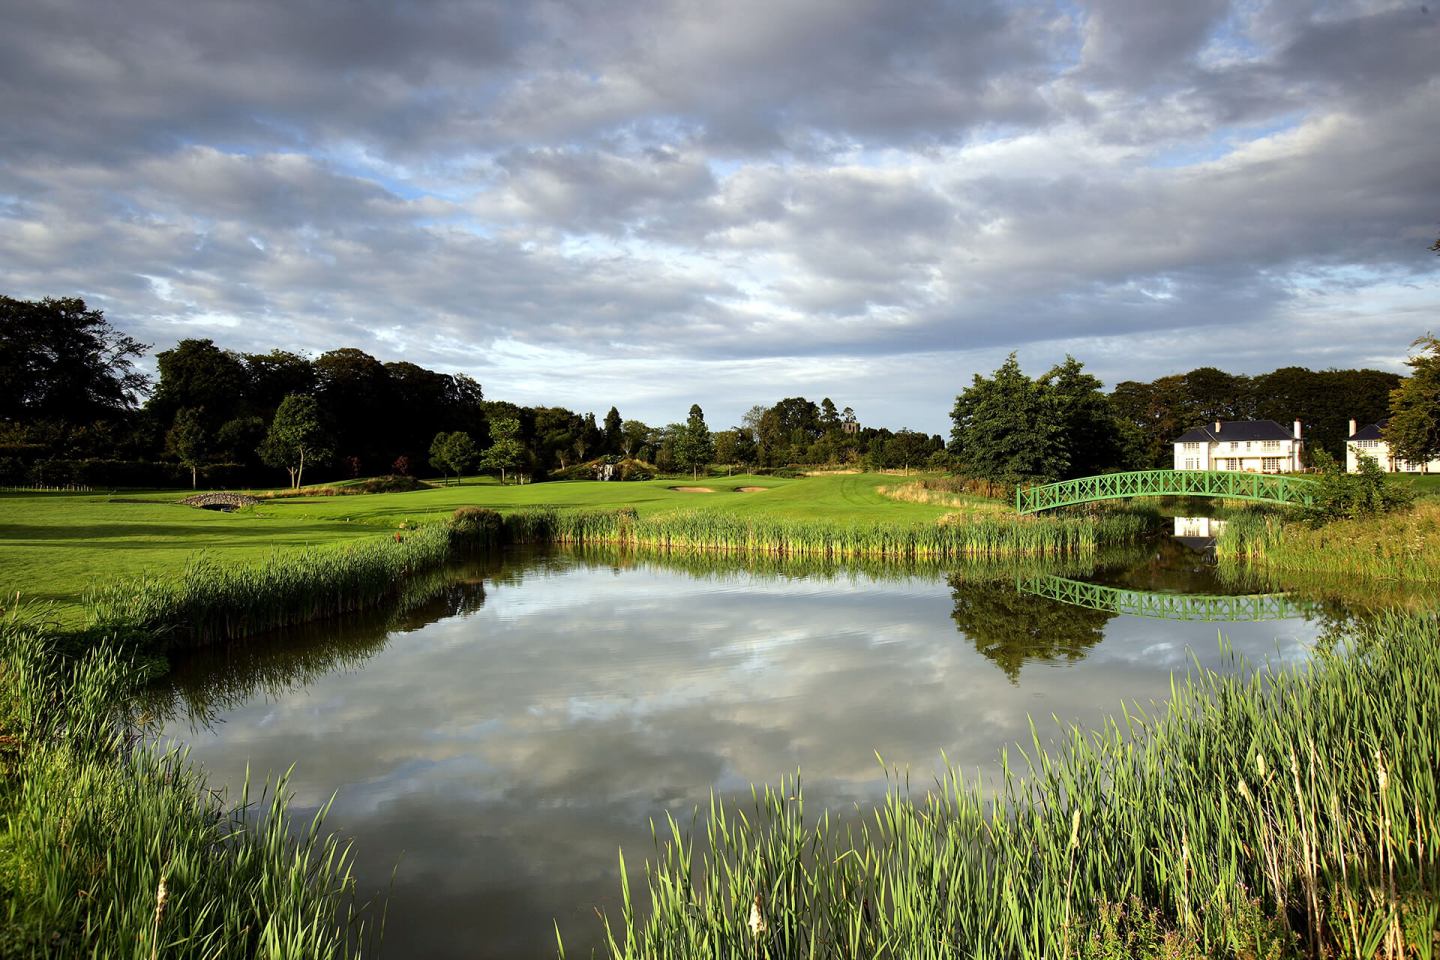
{"left": 1301, "top": 450, "right": 1413, "bottom": 526}
{"left": 449, "top": 506, "right": 504, "bottom": 548}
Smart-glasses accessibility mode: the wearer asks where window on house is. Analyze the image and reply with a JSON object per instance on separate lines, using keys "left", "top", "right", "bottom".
{"left": 1263, "top": 457, "right": 1281, "bottom": 471}
{"left": 1263, "top": 440, "right": 1279, "bottom": 450}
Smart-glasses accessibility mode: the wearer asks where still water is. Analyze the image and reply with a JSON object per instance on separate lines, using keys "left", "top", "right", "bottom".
{"left": 153, "top": 530, "right": 1334, "bottom": 958}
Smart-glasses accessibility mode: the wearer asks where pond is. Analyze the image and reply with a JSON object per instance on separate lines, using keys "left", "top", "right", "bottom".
{"left": 150, "top": 522, "right": 1365, "bottom": 959}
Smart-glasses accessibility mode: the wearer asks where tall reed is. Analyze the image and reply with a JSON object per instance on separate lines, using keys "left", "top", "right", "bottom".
{"left": 0, "top": 619, "right": 370, "bottom": 958}
{"left": 501, "top": 507, "right": 1151, "bottom": 561}
{"left": 82, "top": 522, "right": 457, "bottom": 650}
{"left": 1219, "top": 501, "right": 1440, "bottom": 583}
{"left": 591, "top": 613, "right": 1440, "bottom": 958}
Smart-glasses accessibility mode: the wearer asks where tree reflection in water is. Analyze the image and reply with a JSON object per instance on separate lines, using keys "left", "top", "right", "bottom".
{"left": 948, "top": 575, "right": 1114, "bottom": 682}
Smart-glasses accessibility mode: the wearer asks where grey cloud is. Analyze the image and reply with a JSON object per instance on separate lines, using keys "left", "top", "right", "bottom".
{"left": 2, "top": 0, "right": 1437, "bottom": 428}
{"left": 1078, "top": 0, "right": 1233, "bottom": 84}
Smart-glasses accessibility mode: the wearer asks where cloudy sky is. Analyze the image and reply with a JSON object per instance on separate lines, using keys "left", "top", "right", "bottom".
{"left": 2, "top": 0, "right": 1436, "bottom": 433}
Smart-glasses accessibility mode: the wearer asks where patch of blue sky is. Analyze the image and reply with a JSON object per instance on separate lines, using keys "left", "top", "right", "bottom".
{"left": 1046, "top": 0, "right": 1088, "bottom": 69}
{"left": 1201, "top": 1, "right": 1270, "bottom": 65}
{"left": 706, "top": 157, "right": 747, "bottom": 179}
{"left": 1147, "top": 113, "right": 1305, "bottom": 168}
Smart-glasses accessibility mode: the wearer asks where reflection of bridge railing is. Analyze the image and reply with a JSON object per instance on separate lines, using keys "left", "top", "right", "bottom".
{"left": 1016, "top": 470, "right": 1316, "bottom": 514}
{"left": 1018, "top": 576, "right": 1317, "bottom": 622}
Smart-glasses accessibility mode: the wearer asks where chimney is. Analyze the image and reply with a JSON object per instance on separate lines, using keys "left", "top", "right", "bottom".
{"left": 1348, "top": 418, "right": 1357, "bottom": 438}
{"left": 1214, "top": 420, "right": 1221, "bottom": 434}
{"left": 1293, "top": 420, "right": 1302, "bottom": 440}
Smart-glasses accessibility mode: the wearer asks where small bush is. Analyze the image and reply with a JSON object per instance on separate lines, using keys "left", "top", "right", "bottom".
{"left": 353, "top": 474, "right": 426, "bottom": 494}
{"left": 449, "top": 506, "right": 504, "bottom": 547}
{"left": 1301, "top": 450, "right": 1413, "bottom": 526}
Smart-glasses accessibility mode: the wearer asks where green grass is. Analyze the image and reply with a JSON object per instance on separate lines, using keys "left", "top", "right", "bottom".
{"left": 0, "top": 474, "right": 988, "bottom": 621}
{"left": 591, "top": 613, "right": 1440, "bottom": 959}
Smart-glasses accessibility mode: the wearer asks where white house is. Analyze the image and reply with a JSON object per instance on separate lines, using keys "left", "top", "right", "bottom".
{"left": 1173, "top": 420, "right": 1304, "bottom": 473}
{"left": 1346, "top": 419, "right": 1440, "bottom": 473}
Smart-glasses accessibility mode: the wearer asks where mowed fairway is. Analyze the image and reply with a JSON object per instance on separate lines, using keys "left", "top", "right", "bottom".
{"left": 0, "top": 473, "right": 965, "bottom": 619}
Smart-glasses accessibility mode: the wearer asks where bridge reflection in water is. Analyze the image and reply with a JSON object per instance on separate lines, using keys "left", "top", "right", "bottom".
{"left": 1018, "top": 575, "right": 1316, "bottom": 623}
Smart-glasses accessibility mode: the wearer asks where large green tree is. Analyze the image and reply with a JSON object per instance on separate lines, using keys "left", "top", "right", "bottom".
{"left": 149, "top": 339, "right": 248, "bottom": 431}
{"left": 429, "top": 430, "right": 478, "bottom": 485}
{"left": 258, "top": 394, "right": 332, "bottom": 489}
{"left": 1385, "top": 335, "right": 1440, "bottom": 467}
{"left": 949, "top": 354, "right": 1068, "bottom": 483}
{"left": 1042, "top": 356, "right": 1127, "bottom": 477}
{"left": 0, "top": 295, "right": 149, "bottom": 423}
{"left": 674, "top": 404, "right": 715, "bottom": 478}
{"left": 481, "top": 417, "right": 525, "bottom": 484}
{"left": 619, "top": 419, "right": 650, "bottom": 459}
{"left": 602, "top": 406, "right": 623, "bottom": 455}
{"left": 165, "top": 407, "right": 209, "bottom": 489}
{"left": 314, "top": 348, "right": 391, "bottom": 473}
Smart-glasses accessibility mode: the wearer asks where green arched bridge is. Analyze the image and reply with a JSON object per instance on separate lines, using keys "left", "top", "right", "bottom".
{"left": 1016, "top": 470, "right": 1316, "bottom": 514}
{"left": 1019, "top": 576, "right": 1316, "bottom": 623}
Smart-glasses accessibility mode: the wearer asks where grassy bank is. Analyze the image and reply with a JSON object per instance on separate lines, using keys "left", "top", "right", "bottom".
{"left": 0, "top": 473, "right": 1134, "bottom": 621}
{"left": 1217, "top": 500, "right": 1440, "bottom": 583}
{"left": 595, "top": 613, "right": 1440, "bottom": 958}
{"left": 0, "top": 617, "right": 370, "bottom": 958}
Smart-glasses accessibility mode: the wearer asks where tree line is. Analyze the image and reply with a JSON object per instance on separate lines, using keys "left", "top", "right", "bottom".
{"left": 4, "top": 293, "right": 1434, "bottom": 489}
{"left": 0, "top": 296, "right": 942, "bottom": 487}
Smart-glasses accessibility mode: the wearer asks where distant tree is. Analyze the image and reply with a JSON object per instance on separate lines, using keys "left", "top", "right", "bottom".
{"left": 165, "top": 407, "right": 209, "bottom": 489}
{"left": 214, "top": 415, "right": 266, "bottom": 465}
{"left": 949, "top": 354, "right": 1067, "bottom": 483}
{"left": 258, "top": 394, "right": 332, "bottom": 489}
{"left": 1182, "top": 367, "right": 1254, "bottom": 424}
{"left": 440, "top": 431, "right": 480, "bottom": 483}
{"left": 1386, "top": 334, "right": 1440, "bottom": 467}
{"left": 654, "top": 424, "right": 682, "bottom": 474}
{"left": 674, "top": 404, "right": 715, "bottom": 479}
{"left": 243, "top": 349, "right": 316, "bottom": 418}
{"left": 819, "top": 397, "right": 841, "bottom": 434}
{"left": 315, "top": 348, "right": 391, "bottom": 468}
{"left": 713, "top": 427, "right": 756, "bottom": 472}
{"left": 481, "top": 418, "right": 524, "bottom": 485}
{"left": 884, "top": 429, "right": 935, "bottom": 474}
{"left": 392, "top": 454, "right": 411, "bottom": 476}
{"left": 430, "top": 430, "right": 477, "bottom": 485}
{"left": 740, "top": 404, "right": 769, "bottom": 443}
{"left": 602, "top": 406, "right": 623, "bottom": 454}
{"left": 757, "top": 397, "right": 821, "bottom": 466}
{"left": 0, "top": 295, "right": 150, "bottom": 423}
{"left": 620, "top": 419, "right": 649, "bottom": 459}
{"left": 533, "top": 406, "right": 581, "bottom": 471}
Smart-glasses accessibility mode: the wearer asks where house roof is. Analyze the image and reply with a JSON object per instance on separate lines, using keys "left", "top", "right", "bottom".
{"left": 1349, "top": 420, "right": 1387, "bottom": 441}
{"left": 1175, "top": 420, "right": 1297, "bottom": 443}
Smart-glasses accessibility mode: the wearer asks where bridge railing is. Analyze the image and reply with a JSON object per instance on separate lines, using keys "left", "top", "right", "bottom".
{"left": 1019, "top": 575, "right": 1316, "bottom": 622}
{"left": 1016, "top": 470, "right": 1316, "bottom": 514}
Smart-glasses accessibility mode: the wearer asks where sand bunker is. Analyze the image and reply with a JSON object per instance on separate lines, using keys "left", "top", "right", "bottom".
{"left": 736, "top": 486, "right": 769, "bottom": 493}
{"left": 671, "top": 486, "right": 715, "bottom": 493}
